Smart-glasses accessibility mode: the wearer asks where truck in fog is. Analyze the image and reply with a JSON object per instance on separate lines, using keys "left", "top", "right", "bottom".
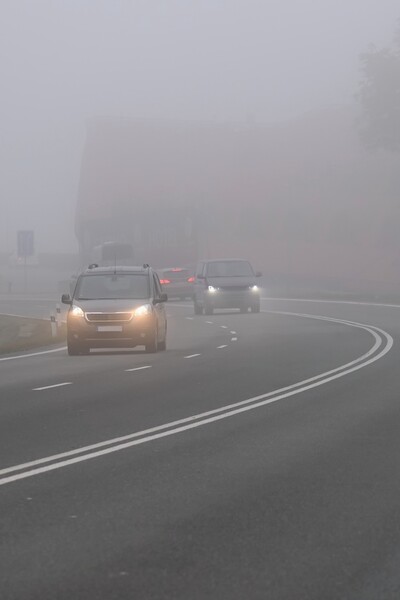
{"left": 75, "top": 118, "right": 199, "bottom": 269}
{"left": 91, "top": 241, "right": 134, "bottom": 267}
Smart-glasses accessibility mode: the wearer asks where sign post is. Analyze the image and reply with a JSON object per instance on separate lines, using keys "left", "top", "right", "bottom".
{"left": 17, "top": 230, "right": 34, "bottom": 293}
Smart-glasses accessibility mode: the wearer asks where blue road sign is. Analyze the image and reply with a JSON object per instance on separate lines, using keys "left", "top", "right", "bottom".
{"left": 17, "top": 230, "right": 34, "bottom": 258}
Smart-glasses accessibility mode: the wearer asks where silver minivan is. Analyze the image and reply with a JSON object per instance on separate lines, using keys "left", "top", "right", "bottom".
{"left": 62, "top": 265, "right": 168, "bottom": 355}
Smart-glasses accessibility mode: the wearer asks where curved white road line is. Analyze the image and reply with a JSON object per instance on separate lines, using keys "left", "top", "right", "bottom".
{"left": 262, "top": 296, "right": 400, "bottom": 309}
{"left": 0, "top": 311, "right": 393, "bottom": 486}
{"left": 2, "top": 294, "right": 395, "bottom": 362}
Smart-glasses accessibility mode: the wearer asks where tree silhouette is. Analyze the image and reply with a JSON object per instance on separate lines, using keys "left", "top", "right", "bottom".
{"left": 357, "top": 21, "right": 400, "bottom": 152}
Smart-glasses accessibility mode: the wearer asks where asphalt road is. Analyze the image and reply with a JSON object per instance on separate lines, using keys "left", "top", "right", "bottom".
{"left": 0, "top": 297, "right": 399, "bottom": 599}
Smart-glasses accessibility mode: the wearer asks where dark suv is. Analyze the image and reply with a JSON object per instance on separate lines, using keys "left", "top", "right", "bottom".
{"left": 62, "top": 265, "right": 167, "bottom": 355}
{"left": 158, "top": 267, "right": 195, "bottom": 300}
{"left": 193, "top": 259, "right": 262, "bottom": 315}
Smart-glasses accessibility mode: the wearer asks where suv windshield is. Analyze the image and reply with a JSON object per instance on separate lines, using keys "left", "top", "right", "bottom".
{"left": 206, "top": 261, "right": 254, "bottom": 277}
{"left": 76, "top": 274, "right": 150, "bottom": 300}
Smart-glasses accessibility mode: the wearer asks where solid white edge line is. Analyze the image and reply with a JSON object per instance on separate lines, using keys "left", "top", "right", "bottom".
{"left": 0, "top": 346, "right": 67, "bottom": 362}
{"left": 0, "top": 312, "right": 392, "bottom": 485}
{"left": 33, "top": 382, "right": 73, "bottom": 391}
{"left": 0, "top": 296, "right": 58, "bottom": 303}
{"left": 0, "top": 313, "right": 49, "bottom": 321}
{"left": 125, "top": 366, "right": 152, "bottom": 372}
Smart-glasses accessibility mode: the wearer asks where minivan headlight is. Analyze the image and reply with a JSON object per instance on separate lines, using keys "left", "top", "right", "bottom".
{"left": 133, "top": 304, "right": 152, "bottom": 317}
{"left": 70, "top": 305, "right": 84, "bottom": 317}
{"left": 250, "top": 285, "right": 259, "bottom": 292}
{"left": 208, "top": 285, "right": 218, "bottom": 293}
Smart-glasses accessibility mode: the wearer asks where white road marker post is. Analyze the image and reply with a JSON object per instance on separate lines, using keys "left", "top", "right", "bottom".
{"left": 55, "top": 303, "right": 61, "bottom": 329}
{"left": 50, "top": 313, "right": 57, "bottom": 338}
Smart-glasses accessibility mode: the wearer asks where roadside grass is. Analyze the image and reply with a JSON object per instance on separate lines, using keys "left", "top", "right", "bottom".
{"left": 0, "top": 315, "right": 66, "bottom": 354}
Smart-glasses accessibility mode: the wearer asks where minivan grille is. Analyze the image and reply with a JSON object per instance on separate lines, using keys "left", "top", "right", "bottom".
{"left": 85, "top": 312, "right": 132, "bottom": 322}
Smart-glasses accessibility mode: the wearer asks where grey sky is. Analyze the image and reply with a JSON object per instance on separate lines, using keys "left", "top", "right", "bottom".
{"left": 1, "top": 0, "right": 399, "bottom": 253}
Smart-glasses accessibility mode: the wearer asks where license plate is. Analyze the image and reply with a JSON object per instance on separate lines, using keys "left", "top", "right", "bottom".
{"left": 97, "top": 325, "right": 123, "bottom": 332}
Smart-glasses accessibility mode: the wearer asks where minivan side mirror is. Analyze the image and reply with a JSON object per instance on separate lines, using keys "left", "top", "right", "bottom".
{"left": 255, "top": 271, "right": 262, "bottom": 278}
{"left": 61, "top": 293, "right": 72, "bottom": 305}
{"left": 154, "top": 293, "right": 168, "bottom": 304}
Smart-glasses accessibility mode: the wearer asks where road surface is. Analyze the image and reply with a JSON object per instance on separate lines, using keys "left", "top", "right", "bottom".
{"left": 0, "top": 297, "right": 399, "bottom": 599}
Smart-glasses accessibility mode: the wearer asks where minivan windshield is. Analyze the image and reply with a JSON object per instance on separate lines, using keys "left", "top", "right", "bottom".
{"left": 76, "top": 274, "right": 150, "bottom": 300}
{"left": 206, "top": 261, "right": 254, "bottom": 277}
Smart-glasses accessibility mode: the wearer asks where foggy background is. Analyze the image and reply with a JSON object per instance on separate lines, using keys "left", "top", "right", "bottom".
{"left": 1, "top": 0, "right": 399, "bottom": 256}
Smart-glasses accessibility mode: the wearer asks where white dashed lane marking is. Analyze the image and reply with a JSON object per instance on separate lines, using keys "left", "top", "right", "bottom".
{"left": 217, "top": 345, "right": 228, "bottom": 349}
{"left": 125, "top": 366, "right": 152, "bottom": 372}
{"left": 184, "top": 354, "right": 201, "bottom": 359}
{"left": 33, "top": 382, "right": 73, "bottom": 392}
{"left": 231, "top": 337, "right": 238, "bottom": 341}
{"left": 206, "top": 321, "right": 213, "bottom": 324}
{"left": 230, "top": 331, "right": 236, "bottom": 335}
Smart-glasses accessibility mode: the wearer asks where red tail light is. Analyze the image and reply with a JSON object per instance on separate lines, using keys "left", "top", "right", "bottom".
{"left": 160, "top": 279, "right": 171, "bottom": 285}
{"left": 187, "top": 276, "right": 195, "bottom": 283}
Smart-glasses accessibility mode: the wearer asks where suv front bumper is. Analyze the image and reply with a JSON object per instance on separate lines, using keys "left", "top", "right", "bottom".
{"left": 205, "top": 289, "right": 260, "bottom": 309}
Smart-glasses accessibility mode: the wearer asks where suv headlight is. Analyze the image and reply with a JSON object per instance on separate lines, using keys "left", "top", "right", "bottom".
{"left": 133, "top": 304, "right": 152, "bottom": 317}
{"left": 208, "top": 285, "right": 218, "bottom": 293}
{"left": 70, "top": 305, "right": 84, "bottom": 317}
{"left": 250, "top": 285, "right": 259, "bottom": 292}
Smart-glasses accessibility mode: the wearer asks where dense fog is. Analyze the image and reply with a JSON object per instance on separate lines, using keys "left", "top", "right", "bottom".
{"left": 0, "top": 0, "right": 399, "bottom": 293}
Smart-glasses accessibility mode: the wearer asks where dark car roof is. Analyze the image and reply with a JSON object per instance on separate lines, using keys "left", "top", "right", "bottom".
{"left": 159, "top": 267, "right": 190, "bottom": 271}
{"left": 81, "top": 265, "right": 152, "bottom": 275}
{"left": 199, "top": 259, "right": 252, "bottom": 264}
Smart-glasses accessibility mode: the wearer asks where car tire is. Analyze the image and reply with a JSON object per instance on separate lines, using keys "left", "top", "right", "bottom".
{"left": 145, "top": 327, "right": 158, "bottom": 353}
{"left": 158, "top": 337, "right": 167, "bottom": 351}
{"left": 194, "top": 301, "right": 203, "bottom": 315}
{"left": 67, "top": 338, "right": 86, "bottom": 356}
{"left": 158, "top": 326, "right": 167, "bottom": 351}
{"left": 204, "top": 303, "right": 213, "bottom": 316}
